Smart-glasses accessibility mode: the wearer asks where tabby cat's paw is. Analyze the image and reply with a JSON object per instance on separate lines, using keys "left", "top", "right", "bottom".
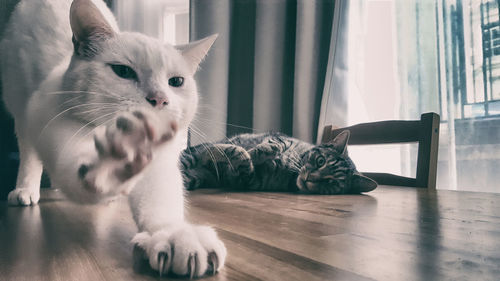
{"left": 248, "top": 141, "right": 282, "bottom": 164}
{"left": 183, "top": 173, "right": 203, "bottom": 190}
{"left": 7, "top": 188, "right": 40, "bottom": 206}
{"left": 79, "top": 110, "right": 177, "bottom": 194}
{"left": 132, "top": 224, "right": 226, "bottom": 278}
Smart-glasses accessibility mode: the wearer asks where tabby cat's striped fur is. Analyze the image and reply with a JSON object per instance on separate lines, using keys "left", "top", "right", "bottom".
{"left": 180, "top": 131, "right": 377, "bottom": 194}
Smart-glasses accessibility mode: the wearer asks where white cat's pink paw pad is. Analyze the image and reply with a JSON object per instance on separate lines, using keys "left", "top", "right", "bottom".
{"left": 132, "top": 225, "right": 226, "bottom": 279}
{"left": 78, "top": 110, "right": 178, "bottom": 193}
{"left": 96, "top": 112, "right": 150, "bottom": 160}
{"left": 95, "top": 110, "right": 177, "bottom": 159}
{"left": 114, "top": 149, "right": 152, "bottom": 181}
{"left": 7, "top": 188, "right": 40, "bottom": 206}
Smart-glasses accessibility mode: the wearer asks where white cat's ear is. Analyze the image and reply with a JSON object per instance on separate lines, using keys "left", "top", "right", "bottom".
{"left": 70, "top": 0, "right": 115, "bottom": 57}
{"left": 177, "top": 34, "right": 218, "bottom": 74}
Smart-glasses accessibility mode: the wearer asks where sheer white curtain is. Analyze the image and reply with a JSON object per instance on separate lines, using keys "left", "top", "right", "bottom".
{"left": 320, "top": 0, "right": 413, "bottom": 182}
{"left": 322, "top": 0, "right": 500, "bottom": 192}
{"left": 113, "top": 0, "right": 189, "bottom": 45}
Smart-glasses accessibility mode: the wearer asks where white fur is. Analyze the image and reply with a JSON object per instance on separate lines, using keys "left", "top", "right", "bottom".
{"left": 0, "top": 0, "right": 223, "bottom": 277}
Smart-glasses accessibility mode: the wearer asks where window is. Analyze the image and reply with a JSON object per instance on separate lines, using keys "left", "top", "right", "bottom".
{"left": 325, "top": 0, "right": 500, "bottom": 192}
{"left": 443, "top": 0, "right": 500, "bottom": 119}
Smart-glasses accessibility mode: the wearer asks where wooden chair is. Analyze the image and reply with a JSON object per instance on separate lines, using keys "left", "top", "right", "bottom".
{"left": 321, "top": 112, "right": 440, "bottom": 189}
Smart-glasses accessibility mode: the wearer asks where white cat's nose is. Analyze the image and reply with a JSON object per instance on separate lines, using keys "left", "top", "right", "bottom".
{"left": 146, "top": 92, "right": 169, "bottom": 109}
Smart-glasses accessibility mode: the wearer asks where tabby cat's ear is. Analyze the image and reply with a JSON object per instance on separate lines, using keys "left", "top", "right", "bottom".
{"left": 351, "top": 173, "right": 378, "bottom": 193}
{"left": 329, "top": 130, "right": 350, "bottom": 155}
{"left": 70, "top": 0, "right": 115, "bottom": 57}
{"left": 177, "top": 34, "right": 218, "bottom": 74}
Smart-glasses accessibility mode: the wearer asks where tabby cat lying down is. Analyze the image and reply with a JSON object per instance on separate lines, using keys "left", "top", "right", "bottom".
{"left": 181, "top": 130, "right": 377, "bottom": 194}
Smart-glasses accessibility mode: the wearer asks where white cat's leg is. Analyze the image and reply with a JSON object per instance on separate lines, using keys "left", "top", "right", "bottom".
{"left": 8, "top": 136, "right": 43, "bottom": 206}
{"left": 129, "top": 149, "right": 226, "bottom": 278}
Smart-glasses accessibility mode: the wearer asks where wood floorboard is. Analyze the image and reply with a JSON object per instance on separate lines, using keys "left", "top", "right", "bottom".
{"left": 1, "top": 186, "right": 500, "bottom": 280}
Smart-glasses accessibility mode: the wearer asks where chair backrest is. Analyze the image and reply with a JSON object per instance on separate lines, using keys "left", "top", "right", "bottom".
{"left": 321, "top": 112, "right": 440, "bottom": 189}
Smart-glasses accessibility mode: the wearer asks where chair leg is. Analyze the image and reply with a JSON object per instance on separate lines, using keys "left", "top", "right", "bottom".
{"left": 416, "top": 113, "right": 440, "bottom": 189}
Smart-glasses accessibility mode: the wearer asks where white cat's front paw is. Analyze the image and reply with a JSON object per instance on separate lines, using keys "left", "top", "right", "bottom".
{"left": 78, "top": 109, "right": 177, "bottom": 194}
{"left": 8, "top": 188, "right": 40, "bottom": 206}
{"left": 132, "top": 224, "right": 226, "bottom": 279}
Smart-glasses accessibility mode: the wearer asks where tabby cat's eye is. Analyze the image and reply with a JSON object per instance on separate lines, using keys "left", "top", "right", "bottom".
{"left": 110, "top": 64, "right": 138, "bottom": 80}
{"left": 316, "top": 156, "right": 326, "bottom": 167}
{"left": 168, "top": 76, "right": 184, "bottom": 87}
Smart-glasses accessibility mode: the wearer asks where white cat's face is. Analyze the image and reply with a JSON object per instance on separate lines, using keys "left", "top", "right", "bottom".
{"left": 62, "top": 32, "right": 200, "bottom": 130}
{"left": 60, "top": 0, "right": 216, "bottom": 132}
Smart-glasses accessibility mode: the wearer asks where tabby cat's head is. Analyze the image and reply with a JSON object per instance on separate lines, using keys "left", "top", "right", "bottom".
{"left": 296, "top": 131, "right": 377, "bottom": 194}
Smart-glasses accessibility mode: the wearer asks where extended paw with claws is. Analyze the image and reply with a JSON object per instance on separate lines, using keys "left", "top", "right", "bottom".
{"left": 78, "top": 109, "right": 177, "bottom": 195}
{"left": 132, "top": 224, "right": 226, "bottom": 279}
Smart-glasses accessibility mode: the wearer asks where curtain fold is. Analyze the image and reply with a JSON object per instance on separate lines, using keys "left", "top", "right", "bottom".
{"left": 189, "top": 0, "right": 231, "bottom": 143}
{"left": 190, "top": 0, "right": 335, "bottom": 144}
{"left": 294, "top": 0, "right": 335, "bottom": 141}
{"left": 252, "top": 1, "right": 296, "bottom": 135}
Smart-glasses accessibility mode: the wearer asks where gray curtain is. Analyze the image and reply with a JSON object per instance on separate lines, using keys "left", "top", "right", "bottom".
{"left": 189, "top": 0, "right": 335, "bottom": 144}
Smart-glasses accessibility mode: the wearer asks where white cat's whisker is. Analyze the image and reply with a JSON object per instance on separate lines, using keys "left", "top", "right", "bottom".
{"left": 75, "top": 105, "right": 120, "bottom": 115}
{"left": 189, "top": 128, "right": 219, "bottom": 167}
{"left": 191, "top": 117, "right": 246, "bottom": 148}
{"left": 61, "top": 109, "right": 121, "bottom": 153}
{"left": 190, "top": 125, "right": 236, "bottom": 172}
{"left": 194, "top": 103, "right": 259, "bottom": 132}
{"left": 191, "top": 119, "right": 227, "bottom": 142}
{"left": 60, "top": 95, "right": 85, "bottom": 107}
{"left": 78, "top": 115, "right": 118, "bottom": 143}
{"left": 192, "top": 116, "right": 266, "bottom": 159}
{"left": 37, "top": 102, "right": 122, "bottom": 143}
{"left": 193, "top": 115, "right": 258, "bottom": 133}
{"left": 45, "top": 90, "right": 126, "bottom": 101}
{"left": 189, "top": 128, "right": 222, "bottom": 180}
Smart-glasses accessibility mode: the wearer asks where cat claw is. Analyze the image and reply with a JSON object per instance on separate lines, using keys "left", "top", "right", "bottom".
{"left": 132, "top": 225, "right": 226, "bottom": 278}
{"left": 208, "top": 251, "right": 219, "bottom": 276}
{"left": 157, "top": 252, "right": 170, "bottom": 277}
{"left": 187, "top": 253, "right": 198, "bottom": 279}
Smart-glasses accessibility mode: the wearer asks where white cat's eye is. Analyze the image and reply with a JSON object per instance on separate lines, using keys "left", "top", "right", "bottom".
{"left": 316, "top": 156, "right": 326, "bottom": 167}
{"left": 168, "top": 76, "right": 184, "bottom": 87}
{"left": 110, "top": 64, "right": 138, "bottom": 81}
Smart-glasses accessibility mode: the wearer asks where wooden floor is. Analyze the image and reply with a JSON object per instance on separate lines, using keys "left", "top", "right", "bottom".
{"left": 1, "top": 186, "right": 500, "bottom": 281}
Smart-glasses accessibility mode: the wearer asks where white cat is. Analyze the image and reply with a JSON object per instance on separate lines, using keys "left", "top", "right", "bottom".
{"left": 0, "top": 0, "right": 225, "bottom": 278}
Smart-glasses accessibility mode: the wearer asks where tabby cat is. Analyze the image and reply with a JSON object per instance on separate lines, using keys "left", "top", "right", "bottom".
{"left": 181, "top": 130, "right": 377, "bottom": 194}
